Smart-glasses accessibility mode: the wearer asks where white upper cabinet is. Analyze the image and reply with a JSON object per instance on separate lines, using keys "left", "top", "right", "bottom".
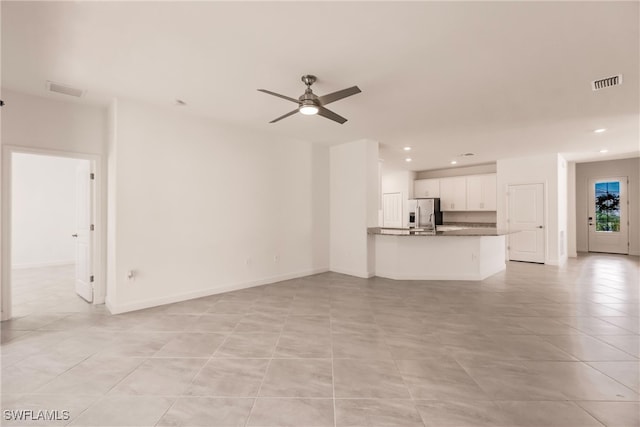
{"left": 414, "top": 178, "right": 440, "bottom": 198}
{"left": 466, "top": 174, "right": 497, "bottom": 211}
{"left": 415, "top": 173, "right": 497, "bottom": 212}
{"left": 439, "top": 176, "right": 467, "bottom": 211}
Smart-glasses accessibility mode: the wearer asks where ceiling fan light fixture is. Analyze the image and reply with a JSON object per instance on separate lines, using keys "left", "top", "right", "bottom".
{"left": 259, "top": 75, "right": 360, "bottom": 124}
{"left": 299, "top": 105, "right": 319, "bottom": 115}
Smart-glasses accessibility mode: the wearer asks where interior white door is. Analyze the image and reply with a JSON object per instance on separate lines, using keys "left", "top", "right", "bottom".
{"left": 508, "top": 183, "right": 545, "bottom": 263}
{"left": 382, "top": 192, "right": 403, "bottom": 228}
{"left": 74, "top": 161, "right": 93, "bottom": 302}
{"left": 588, "top": 177, "right": 628, "bottom": 254}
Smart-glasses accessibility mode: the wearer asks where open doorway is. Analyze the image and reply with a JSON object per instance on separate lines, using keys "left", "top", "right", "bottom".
{"left": 9, "top": 152, "right": 95, "bottom": 317}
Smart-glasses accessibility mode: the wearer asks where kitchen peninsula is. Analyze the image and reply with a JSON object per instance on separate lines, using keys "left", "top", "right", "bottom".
{"left": 368, "top": 227, "right": 509, "bottom": 281}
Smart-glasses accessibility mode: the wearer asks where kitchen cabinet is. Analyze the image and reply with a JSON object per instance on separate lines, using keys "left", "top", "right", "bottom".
{"left": 416, "top": 173, "right": 497, "bottom": 212}
{"left": 439, "top": 176, "right": 467, "bottom": 211}
{"left": 414, "top": 178, "right": 440, "bottom": 198}
{"left": 466, "top": 174, "right": 497, "bottom": 211}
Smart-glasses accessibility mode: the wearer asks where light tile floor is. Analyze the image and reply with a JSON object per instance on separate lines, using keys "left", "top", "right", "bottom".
{"left": 10, "top": 265, "right": 93, "bottom": 318}
{"left": 1, "top": 254, "right": 638, "bottom": 426}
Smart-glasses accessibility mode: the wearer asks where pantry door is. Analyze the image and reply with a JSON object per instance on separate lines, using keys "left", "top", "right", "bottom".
{"left": 508, "top": 183, "right": 545, "bottom": 263}
{"left": 382, "top": 193, "right": 403, "bottom": 228}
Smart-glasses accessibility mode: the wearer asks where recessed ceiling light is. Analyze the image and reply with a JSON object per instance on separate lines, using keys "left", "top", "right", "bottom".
{"left": 594, "top": 128, "right": 606, "bottom": 133}
{"left": 599, "top": 149, "right": 609, "bottom": 153}
{"left": 403, "top": 146, "right": 412, "bottom": 151}
{"left": 450, "top": 160, "right": 457, "bottom": 165}
{"left": 405, "top": 158, "right": 412, "bottom": 162}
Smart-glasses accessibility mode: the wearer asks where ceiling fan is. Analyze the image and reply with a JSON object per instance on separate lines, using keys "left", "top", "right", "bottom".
{"left": 258, "top": 75, "right": 361, "bottom": 124}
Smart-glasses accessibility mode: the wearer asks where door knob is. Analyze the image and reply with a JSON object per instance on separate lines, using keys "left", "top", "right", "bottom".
{"left": 536, "top": 225, "right": 543, "bottom": 229}
{"left": 71, "top": 234, "right": 78, "bottom": 238}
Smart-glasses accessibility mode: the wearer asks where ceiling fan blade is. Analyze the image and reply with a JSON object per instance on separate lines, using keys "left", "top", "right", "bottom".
{"left": 317, "top": 106, "right": 347, "bottom": 124}
{"left": 258, "top": 89, "right": 300, "bottom": 104}
{"left": 269, "top": 109, "right": 299, "bottom": 123}
{"left": 318, "top": 86, "right": 361, "bottom": 106}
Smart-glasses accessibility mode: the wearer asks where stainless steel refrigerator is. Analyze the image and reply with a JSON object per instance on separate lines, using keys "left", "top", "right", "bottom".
{"left": 408, "top": 198, "right": 443, "bottom": 229}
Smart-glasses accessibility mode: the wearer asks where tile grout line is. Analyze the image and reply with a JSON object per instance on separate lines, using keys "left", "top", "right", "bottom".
{"left": 62, "top": 355, "right": 150, "bottom": 426}
{"left": 581, "top": 360, "right": 640, "bottom": 397}
{"left": 573, "top": 400, "right": 617, "bottom": 427}
{"left": 593, "top": 315, "right": 639, "bottom": 334}
{"left": 377, "top": 314, "right": 428, "bottom": 427}
{"left": 589, "top": 334, "right": 640, "bottom": 359}
{"left": 242, "top": 296, "right": 289, "bottom": 427}
{"left": 86, "top": 308, "right": 228, "bottom": 425}
{"left": 540, "top": 331, "right": 640, "bottom": 361}
{"left": 154, "top": 317, "right": 236, "bottom": 423}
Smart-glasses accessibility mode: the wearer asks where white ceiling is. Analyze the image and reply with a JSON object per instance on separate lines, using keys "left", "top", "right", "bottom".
{"left": 2, "top": 1, "right": 638, "bottom": 171}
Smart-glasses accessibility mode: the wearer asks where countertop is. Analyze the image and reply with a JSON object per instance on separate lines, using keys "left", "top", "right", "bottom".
{"left": 368, "top": 227, "right": 513, "bottom": 237}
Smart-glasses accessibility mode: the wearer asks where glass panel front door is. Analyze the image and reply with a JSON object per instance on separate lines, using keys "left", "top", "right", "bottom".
{"left": 588, "top": 177, "right": 628, "bottom": 254}
{"left": 594, "top": 181, "right": 621, "bottom": 232}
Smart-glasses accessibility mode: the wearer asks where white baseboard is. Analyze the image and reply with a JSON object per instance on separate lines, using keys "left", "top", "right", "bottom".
{"left": 329, "top": 267, "right": 375, "bottom": 279}
{"left": 577, "top": 250, "right": 639, "bottom": 257}
{"left": 105, "top": 267, "right": 329, "bottom": 315}
{"left": 105, "top": 297, "right": 116, "bottom": 314}
{"left": 479, "top": 262, "right": 507, "bottom": 280}
{"left": 12, "top": 260, "right": 74, "bottom": 270}
{"left": 374, "top": 270, "right": 501, "bottom": 281}
{"left": 546, "top": 257, "right": 568, "bottom": 266}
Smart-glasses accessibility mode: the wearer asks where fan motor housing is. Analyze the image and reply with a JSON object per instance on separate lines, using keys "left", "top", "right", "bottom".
{"left": 299, "top": 92, "right": 319, "bottom": 105}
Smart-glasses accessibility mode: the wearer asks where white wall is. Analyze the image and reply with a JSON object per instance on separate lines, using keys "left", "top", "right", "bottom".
{"left": 557, "top": 155, "right": 568, "bottom": 263}
{"left": 106, "top": 98, "right": 329, "bottom": 313}
{"left": 567, "top": 161, "right": 577, "bottom": 257}
{"left": 11, "top": 154, "right": 87, "bottom": 268}
{"left": 1, "top": 89, "right": 107, "bottom": 154}
{"left": 106, "top": 100, "right": 119, "bottom": 307}
{"left": 497, "top": 153, "right": 566, "bottom": 265}
{"left": 576, "top": 157, "right": 640, "bottom": 256}
{"left": 330, "top": 139, "right": 379, "bottom": 278}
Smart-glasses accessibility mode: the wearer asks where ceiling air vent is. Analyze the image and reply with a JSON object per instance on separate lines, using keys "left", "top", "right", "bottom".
{"left": 46, "top": 81, "right": 84, "bottom": 98}
{"left": 591, "top": 75, "right": 622, "bottom": 91}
